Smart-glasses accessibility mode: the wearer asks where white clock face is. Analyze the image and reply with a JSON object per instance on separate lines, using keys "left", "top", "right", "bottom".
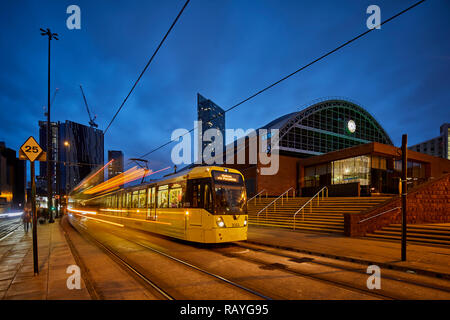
{"left": 347, "top": 120, "right": 356, "bottom": 133}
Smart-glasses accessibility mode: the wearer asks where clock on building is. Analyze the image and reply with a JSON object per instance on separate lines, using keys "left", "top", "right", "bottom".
{"left": 347, "top": 119, "right": 356, "bottom": 133}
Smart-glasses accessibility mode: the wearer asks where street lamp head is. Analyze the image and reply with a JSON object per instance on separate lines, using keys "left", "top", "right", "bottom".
{"left": 64, "top": 141, "right": 70, "bottom": 147}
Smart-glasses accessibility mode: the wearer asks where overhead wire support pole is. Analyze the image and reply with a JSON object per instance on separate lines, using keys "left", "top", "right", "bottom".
{"left": 103, "top": 0, "right": 190, "bottom": 135}
{"left": 40, "top": 27, "right": 58, "bottom": 223}
{"left": 137, "top": 0, "right": 427, "bottom": 161}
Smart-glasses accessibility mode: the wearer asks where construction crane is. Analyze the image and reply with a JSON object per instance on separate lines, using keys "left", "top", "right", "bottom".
{"left": 79, "top": 84, "right": 98, "bottom": 128}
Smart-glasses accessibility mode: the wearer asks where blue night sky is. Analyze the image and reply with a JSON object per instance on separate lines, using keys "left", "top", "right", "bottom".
{"left": 1, "top": 0, "right": 449, "bottom": 179}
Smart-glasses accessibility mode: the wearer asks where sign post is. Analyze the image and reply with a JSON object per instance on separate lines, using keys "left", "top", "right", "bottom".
{"left": 19, "top": 136, "right": 46, "bottom": 275}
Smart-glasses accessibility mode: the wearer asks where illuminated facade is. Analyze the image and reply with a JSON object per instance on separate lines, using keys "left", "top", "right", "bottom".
{"left": 227, "top": 99, "right": 450, "bottom": 196}
{"left": 264, "top": 98, "right": 393, "bottom": 157}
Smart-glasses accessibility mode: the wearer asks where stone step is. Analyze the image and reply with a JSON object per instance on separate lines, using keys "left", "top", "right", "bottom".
{"left": 372, "top": 229, "right": 450, "bottom": 241}
{"left": 365, "top": 233, "right": 450, "bottom": 246}
{"left": 249, "top": 222, "right": 343, "bottom": 234}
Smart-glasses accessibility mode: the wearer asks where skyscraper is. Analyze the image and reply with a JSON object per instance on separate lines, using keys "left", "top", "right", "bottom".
{"left": 39, "top": 120, "right": 104, "bottom": 195}
{"left": 59, "top": 120, "right": 104, "bottom": 193}
{"left": 197, "top": 93, "right": 225, "bottom": 163}
{"left": 0, "top": 142, "right": 26, "bottom": 211}
{"left": 108, "top": 150, "right": 124, "bottom": 179}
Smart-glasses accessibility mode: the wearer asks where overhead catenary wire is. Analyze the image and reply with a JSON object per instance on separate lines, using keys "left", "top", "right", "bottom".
{"left": 103, "top": 0, "right": 191, "bottom": 135}
{"left": 137, "top": 0, "right": 426, "bottom": 161}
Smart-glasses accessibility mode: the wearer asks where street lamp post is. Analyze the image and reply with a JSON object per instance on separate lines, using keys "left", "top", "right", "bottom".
{"left": 40, "top": 28, "right": 58, "bottom": 223}
{"left": 64, "top": 141, "right": 70, "bottom": 196}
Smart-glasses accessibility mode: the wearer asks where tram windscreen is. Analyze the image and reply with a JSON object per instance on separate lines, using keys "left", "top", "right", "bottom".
{"left": 212, "top": 171, "right": 246, "bottom": 214}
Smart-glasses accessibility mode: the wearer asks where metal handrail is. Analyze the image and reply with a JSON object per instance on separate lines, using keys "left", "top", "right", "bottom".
{"left": 293, "top": 186, "right": 328, "bottom": 229}
{"left": 247, "top": 189, "right": 267, "bottom": 205}
{"left": 358, "top": 207, "right": 401, "bottom": 224}
{"left": 256, "top": 187, "right": 295, "bottom": 219}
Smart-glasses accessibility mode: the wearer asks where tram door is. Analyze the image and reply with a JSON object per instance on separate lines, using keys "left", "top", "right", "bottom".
{"left": 188, "top": 179, "right": 213, "bottom": 226}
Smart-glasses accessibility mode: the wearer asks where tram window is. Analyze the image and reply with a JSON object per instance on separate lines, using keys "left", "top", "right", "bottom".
{"left": 138, "top": 189, "right": 146, "bottom": 208}
{"left": 126, "top": 192, "right": 132, "bottom": 208}
{"left": 132, "top": 191, "right": 139, "bottom": 208}
{"left": 121, "top": 193, "right": 125, "bottom": 208}
{"left": 147, "top": 187, "right": 156, "bottom": 208}
{"left": 204, "top": 183, "right": 213, "bottom": 212}
{"left": 147, "top": 188, "right": 153, "bottom": 208}
{"left": 112, "top": 195, "right": 117, "bottom": 208}
{"left": 157, "top": 185, "right": 169, "bottom": 208}
{"left": 192, "top": 183, "right": 203, "bottom": 208}
{"left": 151, "top": 187, "right": 156, "bottom": 207}
{"left": 169, "top": 186, "right": 182, "bottom": 208}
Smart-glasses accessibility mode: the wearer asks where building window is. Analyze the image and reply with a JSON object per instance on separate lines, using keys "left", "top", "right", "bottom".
{"left": 332, "top": 156, "right": 370, "bottom": 186}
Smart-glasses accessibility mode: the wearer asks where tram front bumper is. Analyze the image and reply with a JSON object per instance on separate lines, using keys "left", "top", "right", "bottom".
{"left": 204, "top": 226, "right": 248, "bottom": 243}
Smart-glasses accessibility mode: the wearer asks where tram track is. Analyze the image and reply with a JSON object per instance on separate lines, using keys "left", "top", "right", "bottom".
{"left": 236, "top": 242, "right": 450, "bottom": 293}
{"left": 209, "top": 243, "right": 395, "bottom": 300}
{"left": 67, "top": 215, "right": 271, "bottom": 300}
{"left": 64, "top": 217, "right": 174, "bottom": 300}
{"left": 0, "top": 218, "right": 22, "bottom": 241}
{"left": 78, "top": 221, "right": 387, "bottom": 299}
{"left": 67, "top": 214, "right": 450, "bottom": 300}
{"left": 215, "top": 241, "right": 450, "bottom": 299}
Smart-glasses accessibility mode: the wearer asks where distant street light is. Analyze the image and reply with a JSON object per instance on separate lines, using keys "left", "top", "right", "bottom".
{"left": 64, "top": 141, "right": 70, "bottom": 147}
{"left": 40, "top": 28, "right": 59, "bottom": 223}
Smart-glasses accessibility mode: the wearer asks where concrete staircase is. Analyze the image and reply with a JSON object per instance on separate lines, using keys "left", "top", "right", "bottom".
{"left": 247, "top": 196, "right": 391, "bottom": 234}
{"left": 365, "top": 223, "right": 450, "bottom": 246}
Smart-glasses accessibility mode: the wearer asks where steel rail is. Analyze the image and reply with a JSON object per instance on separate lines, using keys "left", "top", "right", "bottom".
{"left": 0, "top": 220, "right": 22, "bottom": 241}
{"left": 234, "top": 242, "right": 450, "bottom": 294}
{"left": 69, "top": 215, "right": 271, "bottom": 300}
{"left": 68, "top": 218, "right": 174, "bottom": 300}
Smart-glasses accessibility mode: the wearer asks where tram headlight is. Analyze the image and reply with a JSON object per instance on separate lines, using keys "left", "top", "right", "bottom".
{"left": 216, "top": 217, "right": 225, "bottom": 228}
{"left": 244, "top": 217, "right": 247, "bottom": 226}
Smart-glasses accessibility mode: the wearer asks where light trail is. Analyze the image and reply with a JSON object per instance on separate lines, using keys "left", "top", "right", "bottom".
{"left": 67, "top": 208, "right": 97, "bottom": 215}
{"left": 72, "top": 212, "right": 124, "bottom": 227}
{"left": 73, "top": 159, "right": 114, "bottom": 192}
{"left": 0, "top": 211, "right": 23, "bottom": 218}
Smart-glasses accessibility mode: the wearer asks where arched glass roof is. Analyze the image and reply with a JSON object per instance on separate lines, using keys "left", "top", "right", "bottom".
{"left": 263, "top": 98, "right": 393, "bottom": 156}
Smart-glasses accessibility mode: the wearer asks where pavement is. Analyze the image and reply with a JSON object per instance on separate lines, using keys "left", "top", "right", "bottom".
{"left": 0, "top": 216, "right": 160, "bottom": 300}
{"left": 247, "top": 226, "right": 450, "bottom": 279}
{"left": 0, "top": 218, "right": 91, "bottom": 300}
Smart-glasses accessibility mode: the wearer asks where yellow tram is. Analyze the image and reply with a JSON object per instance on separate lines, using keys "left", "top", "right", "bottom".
{"left": 68, "top": 166, "right": 248, "bottom": 243}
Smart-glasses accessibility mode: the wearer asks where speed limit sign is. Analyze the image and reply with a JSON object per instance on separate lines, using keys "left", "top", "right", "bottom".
{"left": 19, "top": 136, "right": 46, "bottom": 162}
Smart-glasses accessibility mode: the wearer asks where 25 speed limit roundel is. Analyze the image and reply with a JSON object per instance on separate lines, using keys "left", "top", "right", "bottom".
{"left": 347, "top": 119, "right": 356, "bottom": 133}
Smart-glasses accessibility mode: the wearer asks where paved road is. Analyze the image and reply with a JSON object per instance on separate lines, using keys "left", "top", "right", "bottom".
{"left": 67, "top": 214, "right": 450, "bottom": 300}
{"left": 0, "top": 216, "right": 22, "bottom": 241}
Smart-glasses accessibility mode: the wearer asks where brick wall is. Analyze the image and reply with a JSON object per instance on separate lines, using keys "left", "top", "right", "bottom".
{"left": 257, "top": 155, "right": 298, "bottom": 196}
{"left": 345, "top": 173, "right": 450, "bottom": 237}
